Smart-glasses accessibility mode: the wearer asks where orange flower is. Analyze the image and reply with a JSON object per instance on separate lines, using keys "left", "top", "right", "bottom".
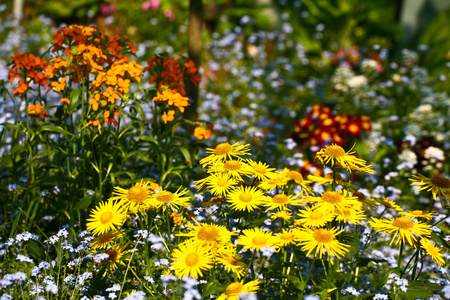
{"left": 88, "top": 120, "right": 101, "bottom": 128}
{"left": 28, "top": 104, "right": 48, "bottom": 119}
{"left": 161, "top": 110, "right": 175, "bottom": 122}
{"left": 13, "top": 83, "right": 28, "bottom": 96}
{"left": 50, "top": 77, "right": 66, "bottom": 92}
{"left": 104, "top": 110, "right": 120, "bottom": 126}
{"left": 194, "top": 127, "right": 213, "bottom": 140}
{"left": 102, "top": 86, "right": 120, "bottom": 104}
{"left": 60, "top": 97, "right": 70, "bottom": 104}
{"left": 170, "top": 212, "right": 183, "bottom": 225}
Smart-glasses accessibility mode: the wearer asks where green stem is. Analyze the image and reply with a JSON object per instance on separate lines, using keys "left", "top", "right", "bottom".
{"left": 300, "top": 259, "right": 315, "bottom": 299}
{"left": 397, "top": 242, "right": 404, "bottom": 274}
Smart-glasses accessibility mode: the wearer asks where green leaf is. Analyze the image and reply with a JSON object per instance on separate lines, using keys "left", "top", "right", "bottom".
{"left": 74, "top": 195, "right": 94, "bottom": 211}
{"left": 202, "top": 280, "right": 223, "bottom": 297}
{"left": 41, "top": 125, "right": 75, "bottom": 137}
{"left": 67, "top": 54, "right": 73, "bottom": 68}
{"left": 431, "top": 232, "right": 450, "bottom": 250}
{"left": 178, "top": 146, "right": 192, "bottom": 165}
{"left": 69, "top": 89, "right": 81, "bottom": 111}
{"left": 138, "top": 135, "right": 159, "bottom": 145}
{"left": 400, "top": 280, "right": 434, "bottom": 299}
{"left": 10, "top": 144, "right": 26, "bottom": 155}
{"left": 33, "top": 149, "right": 58, "bottom": 159}
{"left": 341, "top": 233, "right": 361, "bottom": 258}
{"left": 285, "top": 275, "right": 306, "bottom": 290}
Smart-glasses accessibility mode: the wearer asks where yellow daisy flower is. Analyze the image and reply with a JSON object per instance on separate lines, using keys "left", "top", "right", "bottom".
{"left": 226, "top": 186, "right": 269, "bottom": 212}
{"left": 206, "top": 173, "right": 238, "bottom": 196}
{"left": 315, "top": 144, "right": 373, "bottom": 173}
{"left": 86, "top": 201, "right": 125, "bottom": 236}
{"left": 400, "top": 210, "right": 436, "bottom": 221}
{"left": 208, "top": 159, "right": 253, "bottom": 181}
{"left": 90, "top": 230, "right": 122, "bottom": 249}
{"left": 409, "top": 173, "right": 450, "bottom": 207}
{"left": 334, "top": 207, "right": 366, "bottom": 225}
{"left": 306, "top": 190, "right": 361, "bottom": 214}
{"left": 151, "top": 187, "right": 191, "bottom": 212}
{"left": 171, "top": 240, "right": 214, "bottom": 279}
{"left": 200, "top": 142, "right": 251, "bottom": 167}
{"left": 294, "top": 205, "right": 336, "bottom": 228}
{"left": 270, "top": 210, "right": 292, "bottom": 220}
{"left": 216, "top": 247, "right": 247, "bottom": 279}
{"left": 308, "top": 173, "right": 359, "bottom": 191}
{"left": 238, "top": 228, "right": 279, "bottom": 251}
{"left": 109, "top": 180, "right": 153, "bottom": 213}
{"left": 375, "top": 197, "right": 403, "bottom": 212}
{"left": 352, "top": 191, "right": 379, "bottom": 211}
{"left": 263, "top": 193, "right": 303, "bottom": 212}
{"left": 104, "top": 241, "right": 131, "bottom": 272}
{"left": 275, "top": 228, "right": 298, "bottom": 247}
{"left": 296, "top": 227, "right": 350, "bottom": 260}
{"left": 246, "top": 159, "right": 276, "bottom": 181}
{"left": 258, "top": 168, "right": 290, "bottom": 191}
{"left": 421, "top": 239, "right": 445, "bottom": 266}
{"left": 201, "top": 196, "right": 225, "bottom": 207}
{"left": 177, "top": 221, "right": 235, "bottom": 248}
{"left": 368, "top": 216, "right": 431, "bottom": 246}
{"left": 287, "top": 170, "right": 313, "bottom": 195}
{"left": 217, "top": 280, "right": 260, "bottom": 300}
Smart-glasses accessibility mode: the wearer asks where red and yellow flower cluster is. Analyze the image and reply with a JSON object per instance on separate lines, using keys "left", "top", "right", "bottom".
{"left": 292, "top": 105, "right": 371, "bottom": 147}
{"left": 145, "top": 55, "right": 199, "bottom": 97}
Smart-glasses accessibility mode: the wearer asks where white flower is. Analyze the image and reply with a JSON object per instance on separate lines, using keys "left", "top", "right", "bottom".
{"left": 347, "top": 75, "right": 368, "bottom": 89}
{"left": 424, "top": 146, "right": 444, "bottom": 160}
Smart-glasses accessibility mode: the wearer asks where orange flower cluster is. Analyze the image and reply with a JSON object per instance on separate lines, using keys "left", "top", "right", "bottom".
{"left": 145, "top": 55, "right": 199, "bottom": 96}
{"left": 292, "top": 105, "right": 371, "bottom": 147}
{"left": 8, "top": 52, "right": 49, "bottom": 96}
{"left": 28, "top": 104, "right": 48, "bottom": 119}
{"left": 152, "top": 89, "right": 190, "bottom": 122}
{"left": 193, "top": 122, "right": 214, "bottom": 140}
{"left": 9, "top": 25, "right": 143, "bottom": 128}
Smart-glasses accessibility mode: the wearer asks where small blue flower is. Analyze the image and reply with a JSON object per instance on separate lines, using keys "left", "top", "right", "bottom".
{"left": 8, "top": 184, "right": 17, "bottom": 192}
{"left": 19, "top": 177, "right": 28, "bottom": 183}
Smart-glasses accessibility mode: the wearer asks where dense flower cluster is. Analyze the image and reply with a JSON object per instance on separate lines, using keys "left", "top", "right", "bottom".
{"left": 292, "top": 104, "right": 372, "bottom": 147}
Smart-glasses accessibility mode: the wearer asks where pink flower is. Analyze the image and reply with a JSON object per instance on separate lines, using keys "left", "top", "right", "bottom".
{"left": 142, "top": 0, "right": 160, "bottom": 12}
{"left": 100, "top": 3, "right": 116, "bottom": 15}
{"left": 164, "top": 9, "right": 175, "bottom": 21}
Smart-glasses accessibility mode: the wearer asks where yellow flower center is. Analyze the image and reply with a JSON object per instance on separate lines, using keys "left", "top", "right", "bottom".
{"left": 309, "top": 211, "right": 324, "bottom": 220}
{"left": 252, "top": 164, "right": 266, "bottom": 174}
{"left": 127, "top": 186, "right": 147, "bottom": 203}
{"left": 226, "top": 282, "right": 244, "bottom": 296}
{"left": 217, "top": 177, "right": 229, "bottom": 187}
{"left": 322, "top": 191, "right": 342, "bottom": 204}
{"left": 252, "top": 236, "right": 267, "bottom": 246}
{"left": 227, "top": 256, "right": 239, "bottom": 266}
{"left": 100, "top": 233, "right": 115, "bottom": 243}
{"left": 392, "top": 217, "right": 414, "bottom": 229}
{"left": 239, "top": 193, "right": 253, "bottom": 202}
{"left": 224, "top": 160, "right": 242, "bottom": 171}
{"left": 100, "top": 211, "right": 113, "bottom": 224}
{"left": 185, "top": 253, "right": 199, "bottom": 267}
{"left": 280, "top": 232, "right": 295, "bottom": 241}
{"left": 324, "top": 173, "right": 343, "bottom": 180}
{"left": 412, "top": 210, "right": 424, "bottom": 216}
{"left": 288, "top": 170, "right": 303, "bottom": 182}
{"left": 214, "top": 143, "right": 232, "bottom": 156}
{"left": 273, "top": 194, "right": 289, "bottom": 204}
{"left": 324, "top": 145, "right": 346, "bottom": 158}
{"left": 197, "top": 225, "right": 220, "bottom": 241}
{"left": 157, "top": 192, "right": 174, "bottom": 203}
{"left": 107, "top": 248, "right": 118, "bottom": 261}
{"left": 338, "top": 208, "right": 351, "bottom": 217}
{"left": 313, "top": 228, "right": 333, "bottom": 243}
{"left": 431, "top": 174, "right": 450, "bottom": 188}
{"left": 353, "top": 191, "right": 366, "bottom": 201}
